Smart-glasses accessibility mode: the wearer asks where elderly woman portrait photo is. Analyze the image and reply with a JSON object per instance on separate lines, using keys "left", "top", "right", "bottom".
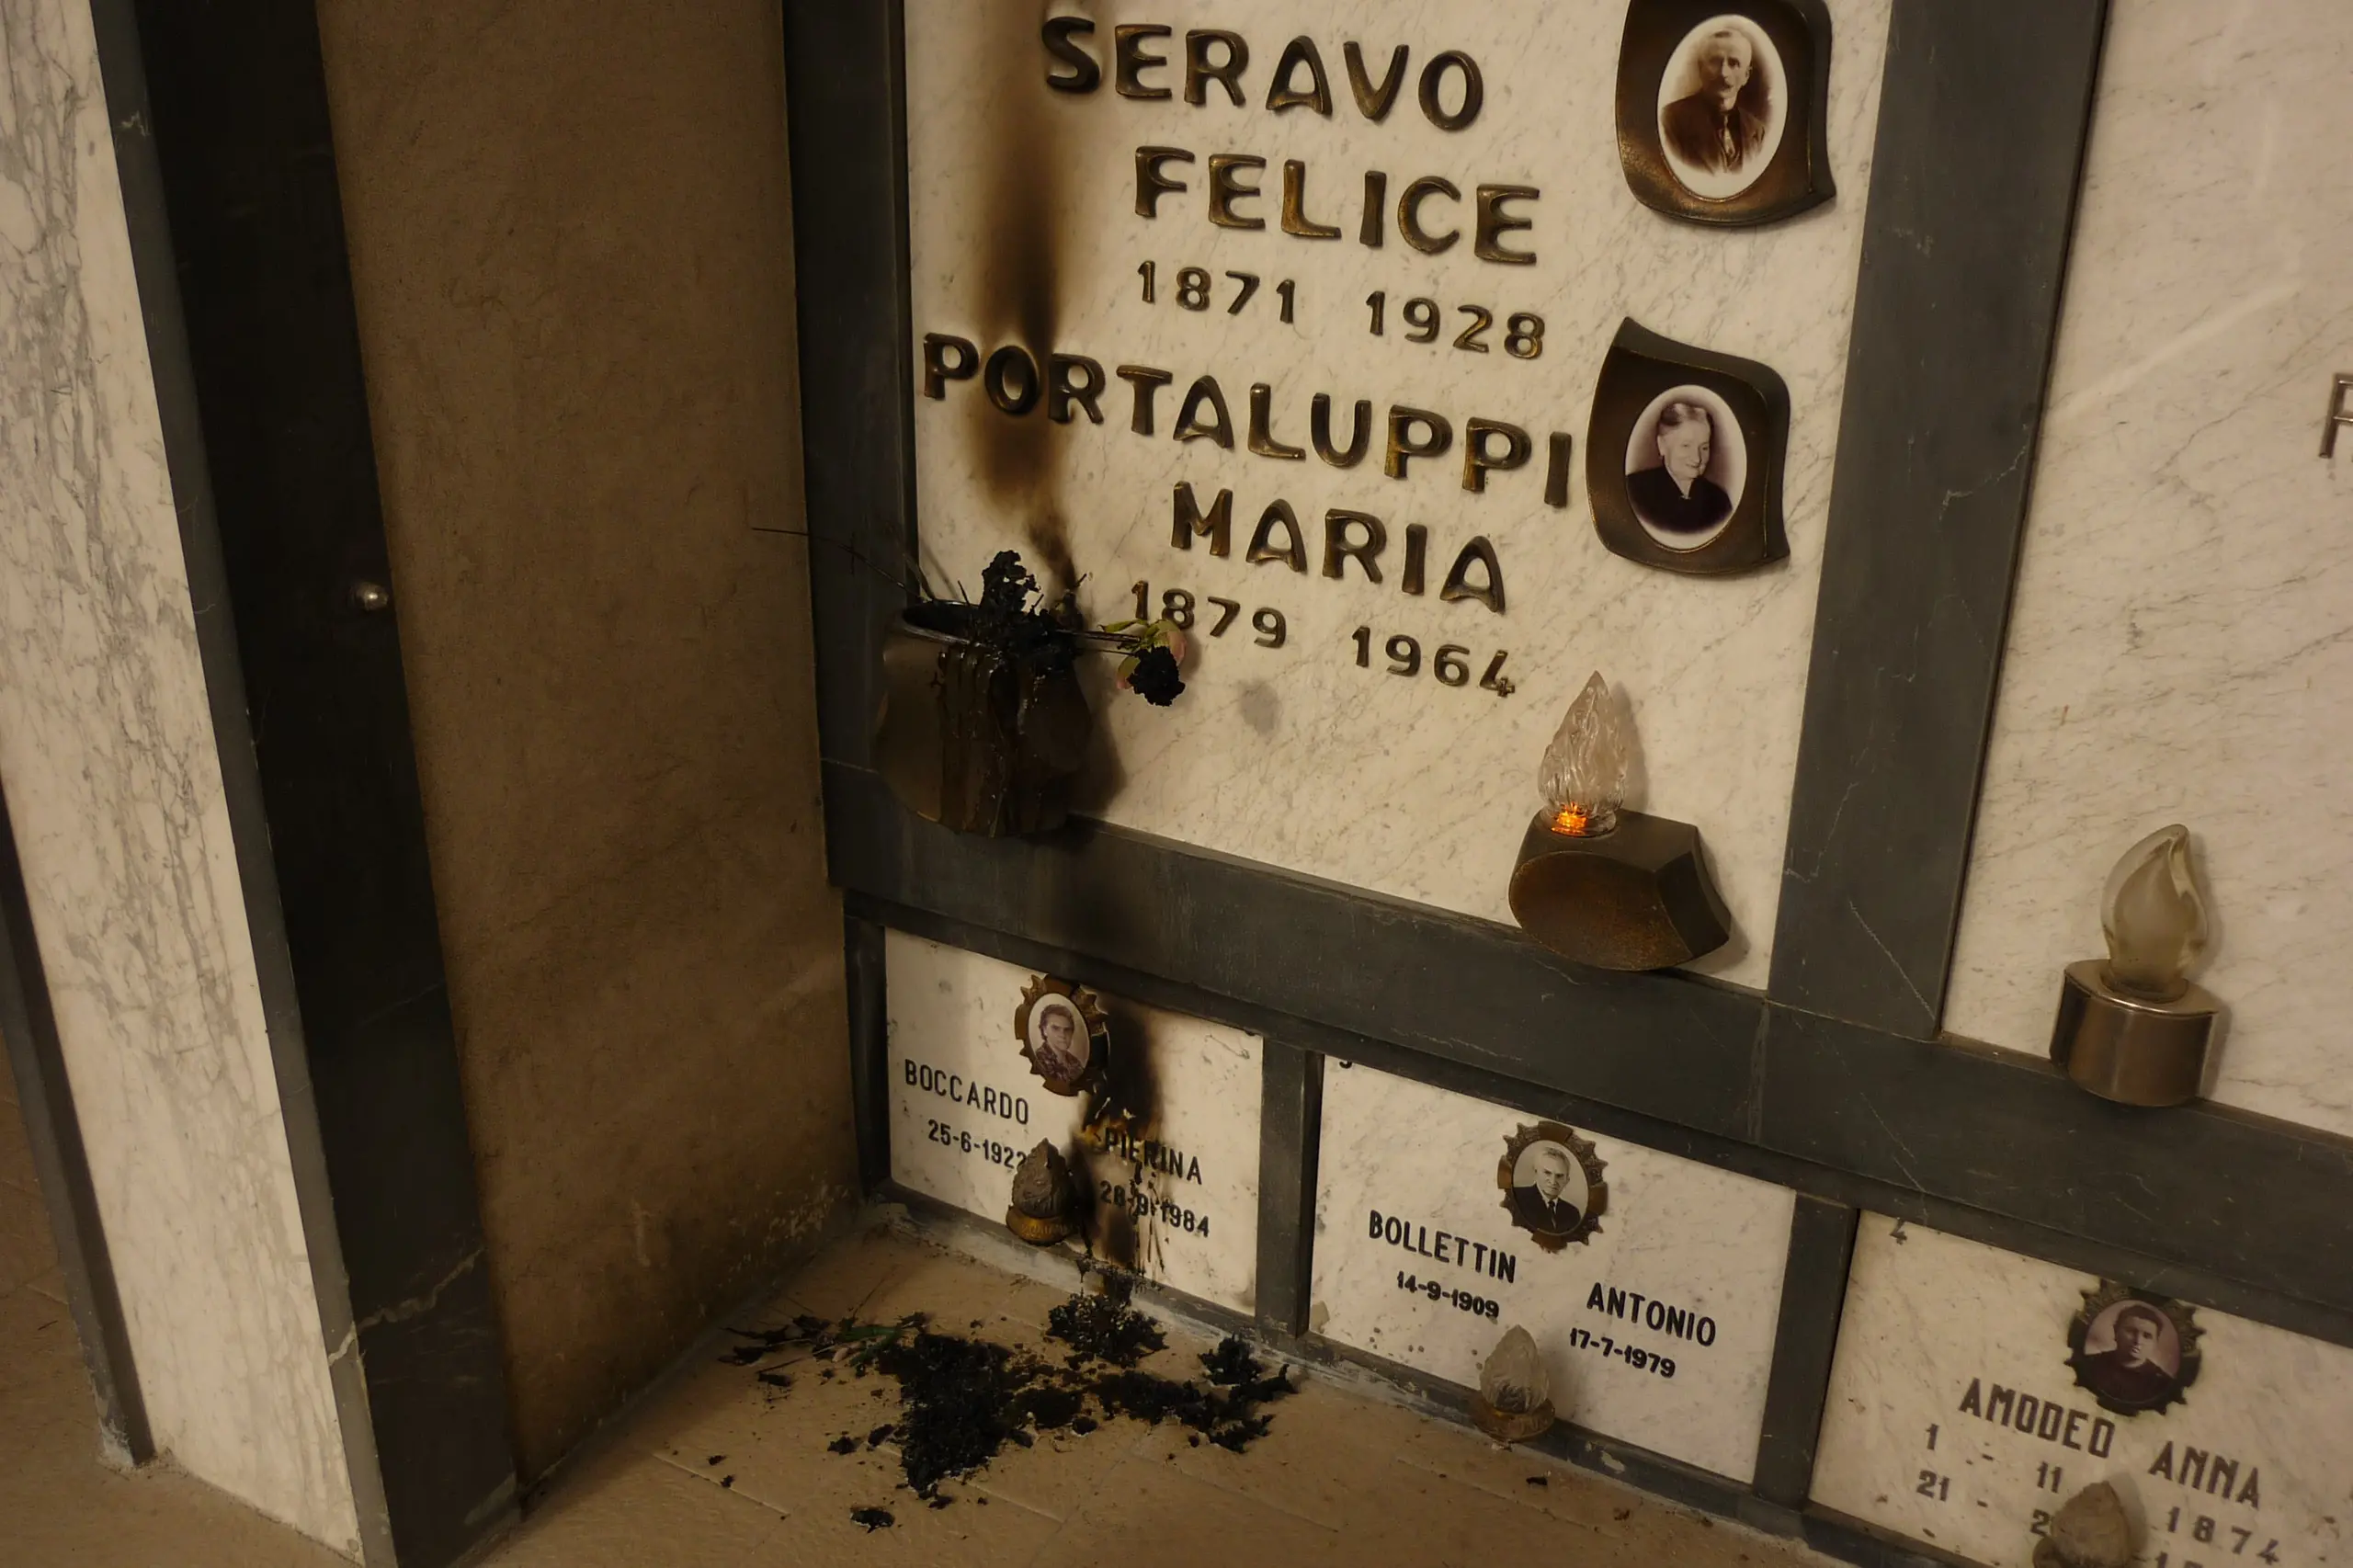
{"left": 1624, "top": 389, "right": 1745, "bottom": 546}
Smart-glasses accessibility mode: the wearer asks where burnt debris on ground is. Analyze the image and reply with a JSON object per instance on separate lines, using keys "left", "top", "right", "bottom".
{"left": 722, "top": 1289, "right": 1292, "bottom": 1497}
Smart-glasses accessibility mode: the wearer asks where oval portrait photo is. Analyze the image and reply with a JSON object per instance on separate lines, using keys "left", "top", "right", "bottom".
{"left": 2075, "top": 1300, "right": 2186, "bottom": 1412}
{"left": 1506, "top": 1140, "right": 1590, "bottom": 1239}
{"left": 1624, "top": 385, "right": 1747, "bottom": 550}
{"left": 1655, "top": 15, "right": 1788, "bottom": 201}
{"left": 1025, "top": 994, "right": 1093, "bottom": 1086}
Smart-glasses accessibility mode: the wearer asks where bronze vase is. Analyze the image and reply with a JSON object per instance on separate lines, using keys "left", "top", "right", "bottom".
{"left": 872, "top": 604, "right": 1094, "bottom": 836}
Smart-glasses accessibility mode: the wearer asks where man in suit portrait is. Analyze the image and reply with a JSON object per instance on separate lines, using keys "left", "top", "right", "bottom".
{"left": 2077, "top": 1303, "right": 2179, "bottom": 1408}
{"left": 1627, "top": 400, "right": 1734, "bottom": 536}
{"left": 1508, "top": 1143, "right": 1585, "bottom": 1237}
{"left": 1661, "top": 25, "right": 1768, "bottom": 177}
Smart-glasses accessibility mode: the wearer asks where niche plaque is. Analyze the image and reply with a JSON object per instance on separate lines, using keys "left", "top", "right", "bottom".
{"left": 902, "top": 2, "right": 1895, "bottom": 993}
{"left": 1813, "top": 1218, "right": 2352, "bottom": 1567}
{"left": 885, "top": 932, "right": 1262, "bottom": 1313}
{"left": 1311, "top": 1062, "right": 1795, "bottom": 1481}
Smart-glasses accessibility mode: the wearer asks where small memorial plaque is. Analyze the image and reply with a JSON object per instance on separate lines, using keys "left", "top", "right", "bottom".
{"left": 885, "top": 932, "right": 1262, "bottom": 1313}
{"left": 1814, "top": 1218, "right": 2351, "bottom": 1567}
{"left": 1311, "top": 1062, "right": 1795, "bottom": 1481}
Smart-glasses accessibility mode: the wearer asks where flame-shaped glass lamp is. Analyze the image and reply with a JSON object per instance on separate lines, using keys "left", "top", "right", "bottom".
{"left": 1539, "top": 674, "right": 1629, "bottom": 836}
{"left": 1472, "top": 1324, "right": 1558, "bottom": 1442}
{"left": 2050, "top": 825, "right": 2222, "bottom": 1107}
{"left": 1506, "top": 673, "right": 1728, "bottom": 971}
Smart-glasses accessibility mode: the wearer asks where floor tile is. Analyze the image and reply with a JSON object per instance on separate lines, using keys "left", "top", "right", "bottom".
{"left": 1394, "top": 1416, "right": 1647, "bottom": 1536}
{"left": 1142, "top": 1370, "right": 1423, "bottom": 1530}
{"left": 491, "top": 1447, "right": 785, "bottom": 1568}
{"left": 1030, "top": 1449, "right": 1342, "bottom": 1568}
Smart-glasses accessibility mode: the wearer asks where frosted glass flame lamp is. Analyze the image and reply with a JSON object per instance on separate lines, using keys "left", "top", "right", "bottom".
{"left": 1471, "top": 1324, "right": 1558, "bottom": 1442}
{"left": 1540, "top": 673, "right": 1628, "bottom": 837}
{"left": 1506, "top": 673, "right": 1728, "bottom": 971}
{"left": 2050, "top": 825, "right": 2222, "bottom": 1107}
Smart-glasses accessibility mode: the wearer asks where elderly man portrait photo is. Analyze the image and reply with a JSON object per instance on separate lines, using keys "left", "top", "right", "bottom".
{"left": 2076, "top": 1303, "right": 2181, "bottom": 1408}
{"left": 1507, "top": 1142, "right": 1586, "bottom": 1237}
{"left": 1628, "top": 399, "right": 1735, "bottom": 537}
{"left": 1661, "top": 22, "right": 1770, "bottom": 179}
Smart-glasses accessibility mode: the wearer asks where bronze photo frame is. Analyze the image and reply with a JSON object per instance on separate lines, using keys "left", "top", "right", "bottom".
{"left": 1616, "top": 0, "right": 1835, "bottom": 228}
{"left": 1496, "top": 1121, "right": 1608, "bottom": 1253}
{"left": 1586, "top": 319, "right": 1790, "bottom": 575}
{"left": 1014, "top": 975, "right": 1109, "bottom": 1097}
{"left": 2065, "top": 1281, "right": 2202, "bottom": 1418}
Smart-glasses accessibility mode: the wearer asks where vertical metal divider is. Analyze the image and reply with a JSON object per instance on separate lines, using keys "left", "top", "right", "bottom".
{"left": 1252, "top": 1044, "right": 1324, "bottom": 1343}
{"left": 845, "top": 915, "right": 892, "bottom": 1194}
{"left": 1753, "top": 1197, "right": 1863, "bottom": 1509}
{"left": 1750, "top": 0, "right": 2112, "bottom": 1528}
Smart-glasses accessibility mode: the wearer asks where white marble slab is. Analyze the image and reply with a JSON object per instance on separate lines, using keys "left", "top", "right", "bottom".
{"left": 884, "top": 931, "right": 1261, "bottom": 1314}
{"left": 1309, "top": 1062, "right": 1794, "bottom": 1481}
{"left": 1946, "top": 0, "right": 2353, "bottom": 1137}
{"left": 903, "top": 0, "right": 1893, "bottom": 988}
{"left": 1815, "top": 1217, "right": 2353, "bottom": 1567}
{"left": 0, "top": 0, "right": 357, "bottom": 1550}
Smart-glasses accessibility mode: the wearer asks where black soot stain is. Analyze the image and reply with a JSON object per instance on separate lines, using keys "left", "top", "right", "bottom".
{"left": 1080, "top": 1004, "right": 1165, "bottom": 1274}
{"left": 722, "top": 1297, "right": 1291, "bottom": 1497}
{"left": 970, "top": 3, "right": 1074, "bottom": 585}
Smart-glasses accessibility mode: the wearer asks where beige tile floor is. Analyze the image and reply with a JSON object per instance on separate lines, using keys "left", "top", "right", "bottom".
{"left": 0, "top": 1077, "right": 1841, "bottom": 1567}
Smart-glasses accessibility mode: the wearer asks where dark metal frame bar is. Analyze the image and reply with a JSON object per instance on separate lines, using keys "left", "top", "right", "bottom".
{"left": 85, "top": 2, "right": 517, "bottom": 1563}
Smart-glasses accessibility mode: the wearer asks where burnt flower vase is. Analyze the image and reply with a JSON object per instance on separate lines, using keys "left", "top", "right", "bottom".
{"left": 874, "top": 599, "right": 1093, "bottom": 837}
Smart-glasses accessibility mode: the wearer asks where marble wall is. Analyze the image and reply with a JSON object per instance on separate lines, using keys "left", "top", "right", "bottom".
{"left": 904, "top": 0, "right": 1892, "bottom": 988}
{"left": 1311, "top": 1062, "right": 1793, "bottom": 1482}
{"left": 1948, "top": 0, "right": 2353, "bottom": 1137}
{"left": 0, "top": 0, "right": 358, "bottom": 1551}
{"left": 1815, "top": 1217, "right": 2352, "bottom": 1568}
{"left": 886, "top": 933, "right": 1262, "bottom": 1314}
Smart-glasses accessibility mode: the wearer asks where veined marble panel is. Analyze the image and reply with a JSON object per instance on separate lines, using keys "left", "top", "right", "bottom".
{"left": 1310, "top": 1062, "right": 1794, "bottom": 1482}
{"left": 884, "top": 931, "right": 1261, "bottom": 1313}
{"left": 904, "top": 1, "right": 1893, "bottom": 987}
{"left": 0, "top": 0, "right": 357, "bottom": 1550}
{"left": 1948, "top": 1, "right": 2353, "bottom": 1136}
{"left": 1815, "top": 1217, "right": 2351, "bottom": 1568}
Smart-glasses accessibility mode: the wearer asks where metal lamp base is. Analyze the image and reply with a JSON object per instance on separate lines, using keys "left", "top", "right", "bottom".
{"left": 2049, "top": 960, "right": 2220, "bottom": 1108}
{"left": 1004, "top": 1209, "right": 1074, "bottom": 1246}
{"left": 1470, "top": 1395, "right": 1556, "bottom": 1444}
{"left": 1506, "top": 811, "right": 1730, "bottom": 971}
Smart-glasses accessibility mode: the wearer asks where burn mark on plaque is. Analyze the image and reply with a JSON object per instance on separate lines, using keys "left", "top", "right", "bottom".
{"left": 971, "top": 5, "right": 1075, "bottom": 584}
{"left": 1078, "top": 999, "right": 1165, "bottom": 1275}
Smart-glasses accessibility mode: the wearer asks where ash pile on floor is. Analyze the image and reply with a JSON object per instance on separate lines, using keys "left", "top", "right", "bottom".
{"left": 722, "top": 1286, "right": 1292, "bottom": 1512}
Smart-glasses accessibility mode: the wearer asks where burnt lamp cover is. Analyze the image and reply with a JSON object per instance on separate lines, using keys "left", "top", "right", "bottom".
{"left": 1615, "top": 0, "right": 1836, "bottom": 227}
{"left": 1006, "top": 1140, "right": 1076, "bottom": 1245}
{"left": 1586, "top": 320, "right": 1790, "bottom": 575}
